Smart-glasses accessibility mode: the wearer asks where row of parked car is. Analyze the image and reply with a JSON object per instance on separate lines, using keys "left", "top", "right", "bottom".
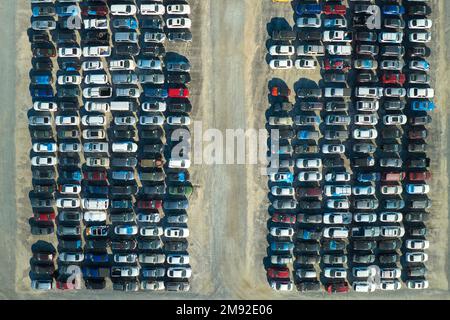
{"left": 265, "top": 0, "right": 433, "bottom": 293}
{"left": 29, "top": 0, "right": 194, "bottom": 292}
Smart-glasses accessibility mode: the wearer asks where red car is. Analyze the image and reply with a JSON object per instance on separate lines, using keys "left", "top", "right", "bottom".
{"left": 81, "top": 5, "right": 108, "bottom": 16}
{"left": 323, "top": 5, "right": 346, "bottom": 15}
{"left": 409, "top": 171, "right": 431, "bottom": 181}
{"left": 296, "top": 187, "right": 322, "bottom": 198}
{"left": 34, "top": 211, "right": 56, "bottom": 222}
{"left": 326, "top": 282, "right": 349, "bottom": 294}
{"left": 56, "top": 280, "right": 80, "bottom": 290}
{"left": 137, "top": 200, "right": 163, "bottom": 209}
{"left": 382, "top": 73, "right": 406, "bottom": 85}
{"left": 168, "top": 88, "right": 189, "bottom": 98}
{"left": 271, "top": 86, "right": 291, "bottom": 97}
{"left": 409, "top": 129, "right": 428, "bottom": 140}
{"left": 323, "top": 58, "right": 351, "bottom": 71}
{"left": 272, "top": 213, "right": 296, "bottom": 224}
{"left": 33, "top": 252, "right": 55, "bottom": 262}
{"left": 267, "top": 267, "right": 290, "bottom": 279}
{"left": 83, "top": 170, "right": 107, "bottom": 181}
{"left": 381, "top": 172, "right": 405, "bottom": 182}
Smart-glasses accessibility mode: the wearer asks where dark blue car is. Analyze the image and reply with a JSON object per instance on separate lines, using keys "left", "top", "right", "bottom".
{"left": 296, "top": 4, "right": 322, "bottom": 15}
{"left": 85, "top": 253, "right": 109, "bottom": 263}
{"left": 143, "top": 87, "right": 168, "bottom": 98}
{"left": 382, "top": 5, "right": 405, "bottom": 15}
{"left": 357, "top": 172, "right": 381, "bottom": 183}
{"left": 31, "top": 86, "right": 54, "bottom": 98}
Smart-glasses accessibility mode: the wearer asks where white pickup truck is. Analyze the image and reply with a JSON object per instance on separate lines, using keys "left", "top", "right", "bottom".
{"left": 82, "top": 87, "right": 112, "bottom": 99}
{"left": 82, "top": 46, "right": 111, "bottom": 57}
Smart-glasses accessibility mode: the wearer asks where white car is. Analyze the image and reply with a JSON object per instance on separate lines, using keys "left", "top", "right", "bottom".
{"left": 383, "top": 115, "right": 407, "bottom": 125}
{"left": 407, "top": 280, "right": 429, "bottom": 290}
{"left": 269, "top": 58, "right": 293, "bottom": 70}
{"left": 84, "top": 73, "right": 108, "bottom": 85}
{"left": 380, "top": 268, "right": 401, "bottom": 279}
{"left": 407, "top": 184, "right": 430, "bottom": 194}
{"left": 109, "top": 59, "right": 136, "bottom": 71}
{"left": 295, "top": 58, "right": 318, "bottom": 69}
{"left": 296, "top": 159, "right": 322, "bottom": 169}
{"left": 110, "top": 4, "right": 137, "bottom": 15}
{"left": 408, "top": 19, "right": 432, "bottom": 29}
{"left": 269, "top": 45, "right": 295, "bottom": 56}
{"left": 142, "top": 101, "right": 166, "bottom": 112}
{"left": 323, "top": 213, "right": 352, "bottom": 225}
{"left": 164, "top": 227, "right": 190, "bottom": 238}
{"left": 56, "top": 198, "right": 80, "bottom": 209}
{"left": 381, "top": 226, "right": 405, "bottom": 238}
{"left": 406, "top": 239, "right": 429, "bottom": 250}
{"left": 408, "top": 88, "right": 434, "bottom": 98}
{"left": 84, "top": 102, "right": 110, "bottom": 112}
{"left": 55, "top": 115, "right": 79, "bottom": 126}
{"left": 324, "top": 267, "right": 347, "bottom": 279}
{"left": 166, "top": 18, "right": 192, "bottom": 29}
{"left": 82, "top": 60, "right": 103, "bottom": 71}
{"left": 384, "top": 87, "right": 406, "bottom": 97}
{"left": 354, "top": 114, "right": 378, "bottom": 126}
{"left": 353, "top": 213, "right": 377, "bottom": 223}
{"left": 166, "top": 254, "right": 190, "bottom": 265}
{"left": 326, "top": 199, "right": 350, "bottom": 210}
{"left": 137, "top": 213, "right": 161, "bottom": 223}
{"left": 379, "top": 212, "right": 403, "bottom": 223}
{"left": 140, "top": 115, "right": 165, "bottom": 126}
{"left": 83, "top": 142, "right": 108, "bottom": 153}
{"left": 112, "top": 142, "right": 138, "bottom": 153}
{"left": 380, "top": 280, "right": 402, "bottom": 291}
{"left": 405, "top": 252, "right": 428, "bottom": 263}
{"left": 114, "top": 225, "right": 138, "bottom": 235}
{"left": 114, "top": 253, "right": 137, "bottom": 264}
{"left": 353, "top": 186, "right": 375, "bottom": 196}
{"left": 296, "top": 16, "right": 321, "bottom": 28}
{"left": 409, "top": 32, "right": 431, "bottom": 43}
{"left": 57, "top": 75, "right": 81, "bottom": 85}
{"left": 58, "top": 47, "right": 81, "bottom": 58}
{"left": 352, "top": 266, "right": 377, "bottom": 278}
{"left": 59, "top": 142, "right": 80, "bottom": 153}
{"left": 140, "top": 226, "right": 163, "bottom": 237}
{"left": 381, "top": 185, "right": 403, "bottom": 195}
{"left": 353, "top": 282, "right": 376, "bottom": 293}
{"left": 83, "top": 46, "right": 111, "bottom": 58}
{"left": 82, "top": 198, "right": 109, "bottom": 210}
{"left": 168, "top": 159, "right": 191, "bottom": 169}
{"left": 82, "top": 115, "right": 105, "bottom": 126}
{"left": 33, "top": 101, "right": 57, "bottom": 111}
{"left": 322, "top": 144, "right": 345, "bottom": 154}
{"left": 166, "top": 4, "right": 191, "bottom": 15}
{"left": 353, "top": 128, "right": 378, "bottom": 140}
{"left": 31, "top": 156, "right": 57, "bottom": 166}
{"left": 140, "top": 3, "right": 165, "bottom": 15}
{"left": 270, "top": 280, "right": 293, "bottom": 291}
{"left": 59, "top": 184, "right": 81, "bottom": 195}
{"left": 167, "top": 116, "right": 191, "bottom": 126}
{"left": 32, "top": 142, "right": 57, "bottom": 153}
{"left": 325, "top": 172, "right": 351, "bottom": 182}
{"left": 323, "top": 227, "right": 349, "bottom": 239}
{"left": 58, "top": 252, "right": 84, "bottom": 263}
{"left": 84, "top": 211, "right": 107, "bottom": 222}
{"left": 298, "top": 171, "right": 322, "bottom": 182}
{"left": 167, "top": 267, "right": 192, "bottom": 279}
{"left": 269, "top": 227, "right": 294, "bottom": 237}
{"left": 270, "top": 186, "right": 294, "bottom": 196}
{"left": 114, "top": 116, "right": 137, "bottom": 126}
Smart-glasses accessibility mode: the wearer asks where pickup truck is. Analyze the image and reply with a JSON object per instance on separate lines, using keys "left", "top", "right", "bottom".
{"left": 111, "top": 266, "right": 139, "bottom": 278}
{"left": 323, "top": 30, "right": 352, "bottom": 42}
{"left": 82, "top": 267, "right": 110, "bottom": 278}
{"left": 82, "top": 46, "right": 111, "bottom": 57}
{"left": 83, "top": 87, "right": 112, "bottom": 98}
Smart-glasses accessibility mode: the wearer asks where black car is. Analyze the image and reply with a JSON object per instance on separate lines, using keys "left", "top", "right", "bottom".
{"left": 380, "top": 143, "right": 400, "bottom": 153}
{"left": 113, "top": 129, "right": 136, "bottom": 140}
{"left": 378, "top": 239, "right": 402, "bottom": 251}
{"left": 110, "top": 239, "right": 137, "bottom": 251}
{"left": 110, "top": 185, "right": 138, "bottom": 196}
{"left": 300, "top": 101, "right": 323, "bottom": 111}
{"left": 406, "top": 158, "right": 430, "bottom": 169}
{"left": 59, "top": 100, "right": 79, "bottom": 111}
{"left": 85, "top": 239, "right": 109, "bottom": 251}
{"left": 30, "top": 32, "right": 50, "bottom": 43}
{"left": 355, "top": 31, "right": 377, "bottom": 42}
{"left": 384, "top": 18, "right": 405, "bottom": 29}
{"left": 296, "top": 280, "right": 321, "bottom": 292}
{"left": 382, "top": 199, "right": 405, "bottom": 210}
{"left": 33, "top": 58, "right": 53, "bottom": 71}
{"left": 325, "top": 101, "right": 349, "bottom": 112}
{"left": 356, "top": 44, "right": 379, "bottom": 56}
{"left": 357, "top": 71, "right": 379, "bottom": 83}
{"left": 353, "top": 254, "right": 375, "bottom": 264}
{"left": 141, "top": 17, "right": 163, "bottom": 29}
{"left": 295, "top": 241, "right": 320, "bottom": 252}
{"left": 379, "top": 253, "right": 399, "bottom": 264}
{"left": 408, "top": 226, "right": 427, "bottom": 237}
{"left": 143, "top": 143, "right": 164, "bottom": 154}
{"left": 298, "top": 200, "right": 321, "bottom": 210}
{"left": 382, "top": 128, "right": 402, "bottom": 139}
{"left": 59, "top": 156, "right": 80, "bottom": 167}
{"left": 167, "top": 101, "right": 192, "bottom": 113}
{"left": 166, "top": 170, "right": 190, "bottom": 182}
{"left": 59, "top": 59, "right": 81, "bottom": 71}
{"left": 384, "top": 100, "right": 405, "bottom": 110}
{"left": 141, "top": 43, "right": 166, "bottom": 56}
{"left": 323, "top": 72, "right": 347, "bottom": 83}
{"left": 408, "top": 5, "right": 431, "bottom": 16}
{"left": 32, "top": 168, "right": 55, "bottom": 180}
{"left": 33, "top": 183, "right": 56, "bottom": 194}
{"left": 59, "top": 240, "right": 82, "bottom": 250}
{"left": 353, "top": 15, "right": 370, "bottom": 28}
{"left": 57, "top": 86, "right": 80, "bottom": 98}
{"left": 31, "top": 264, "right": 55, "bottom": 275}
{"left": 55, "top": 31, "right": 77, "bottom": 44}
{"left": 110, "top": 212, "right": 135, "bottom": 223}
{"left": 166, "top": 73, "right": 191, "bottom": 84}
{"left": 353, "top": 157, "right": 373, "bottom": 167}
{"left": 278, "top": 128, "right": 295, "bottom": 140}
{"left": 168, "top": 31, "right": 193, "bottom": 42}
{"left": 407, "top": 46, "right": 431, "bottom": 58}
{"left": 272, "top": 29, "right": 296, "bottom": 41}
{"left": 298, "top": 31, "right": 321, "bottom": 41}
{"left": 139, "top": 127, "right": 164, "bottom": 140}
{"left": 406, "top": 266, "right": 427, "bottom": 277}
{"left": 405, "top": 212, "right": 428, "bottom": 223}
{"left": 85, "top": 279, "right": 106, "bottom": 290}
{"left": 165, "top": 240, "right": 188, "bottom": 252}
{"left": 352, "top": 240, "right": 376, "bottom": 251}
{"left": 381, "top": 45, "right": 405, "bottom": 57}
{"left": 113, "top": 280, "right": 138, "bottom": 292}
{"left": 111, "top": 157, "right": 138, "bottom": 168}
{"left": 83, "top": 30, "right": 109, "bottom": 43}
{"left": 31, "top": 129, "right": 53, "bottom": 139}
{"left": 31, "top": 224, "right": 54, "bottom": 235}
{"left": 141, "top": 185, "right": 166, "bottom": 195}
{"left": 115, "top": 44, "right": 140, "bottom": 56}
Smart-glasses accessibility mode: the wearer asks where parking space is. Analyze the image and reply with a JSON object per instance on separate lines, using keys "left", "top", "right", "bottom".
{"left": 27, "top": 0, "right": 194, "bottom": 292}
{"left": 265, "top": 0, "right": 435, "bottom": 294}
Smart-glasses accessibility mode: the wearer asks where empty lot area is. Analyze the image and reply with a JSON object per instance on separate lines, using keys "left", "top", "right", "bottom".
{"left": 1, "top": 0, "right": 450, "bottom": 299}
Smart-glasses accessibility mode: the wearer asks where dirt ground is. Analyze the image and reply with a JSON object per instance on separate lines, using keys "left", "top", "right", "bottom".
{"left": 1, "top": 0, "right": 450, "bottom": 299}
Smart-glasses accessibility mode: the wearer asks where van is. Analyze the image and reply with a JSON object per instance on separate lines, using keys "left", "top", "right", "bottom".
{"left": 110, "top": 101, "right": 137, "bottom": 112}
{"left": 114, "top": 32, "right": 139, "bottom": 43}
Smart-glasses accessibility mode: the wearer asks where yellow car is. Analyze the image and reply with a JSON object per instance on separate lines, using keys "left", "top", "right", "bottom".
{"left": 273, "top": 0, "right": 290, "bottom": 2}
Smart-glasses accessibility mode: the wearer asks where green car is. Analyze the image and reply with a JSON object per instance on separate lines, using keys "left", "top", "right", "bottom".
{"left": 168, "top": 185, "right": 193, "bottom": 197}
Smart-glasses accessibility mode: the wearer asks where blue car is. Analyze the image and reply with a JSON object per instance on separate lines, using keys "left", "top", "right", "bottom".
{"left": 357, "top": 173, "right": 380, "bottom": 183}
{"left": 411, "top": 100, "right": 435, "bottom": 111}
{"left": 56, "top": 5, "right": 80, "bottom": 17}
{"left": 270, "top": 242, "right": 294, "bottom": 252}
{"left": 144, "top": 87, "right": 168, "bottom": 98}
{"left": 86, "top": 186, "right": 109, "bottom": 195}
{"left": 32, "top": 74, "right": 52, "bottom": 85}
{"left": 296, "top": 4, "right": 322, "bottom": 15}
{"left": 85, "top": 253, "right": 109, "bottom": 263}
{"left": 31, "top": 86, "right": 53, "bottom": 98}
{"left": 111, "top": 199, "right": 133, "bottom": 209}
{"left": 113, "top": 17, "right": 138, "bottom": 29}
{"left": 382, "top": 5, "right": 405, "bottom": 15}
{"left": 61, "top": 170, "right": 82, "bottom": 181}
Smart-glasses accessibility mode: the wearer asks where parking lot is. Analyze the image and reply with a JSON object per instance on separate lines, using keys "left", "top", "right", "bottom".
{"left": 1, "top": 0, "right": 450, "bottom": 299}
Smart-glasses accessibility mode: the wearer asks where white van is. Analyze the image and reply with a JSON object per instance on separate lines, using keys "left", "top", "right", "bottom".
{"left": 84, "top": 73, "right": 108, "bottom": 85}
{"left": 110, "top": 101, "right": 137, "bottom": 112}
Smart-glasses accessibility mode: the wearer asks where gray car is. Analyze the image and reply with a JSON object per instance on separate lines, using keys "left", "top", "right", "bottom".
{"left": 142, "top": 267, "right": 166, "bottom": 278}
{"left": 57, "top": 225, "right": 81, "bottom": 236}
{"left": 110, "top": 212, "right": 135, "bottom": 223}
{"left": 58, "top": 211, "right": 82, "bottom": 222}
{"left": 138, "top": 240, "right": 163, "bottom": 251}
{"left": 139, "top": 73, "right": 165, "bottom": 84}
{"left": 166, "top": 61, "right": 191, "bottom": 72}
{"left": 166, "top": 214, "right": 189, "bottom": 224}
{"left": 163, "top": 200, "right": 189, "bottom": 210}
{"left": 112, "top": 73, "right": 138, "bottom": 84}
